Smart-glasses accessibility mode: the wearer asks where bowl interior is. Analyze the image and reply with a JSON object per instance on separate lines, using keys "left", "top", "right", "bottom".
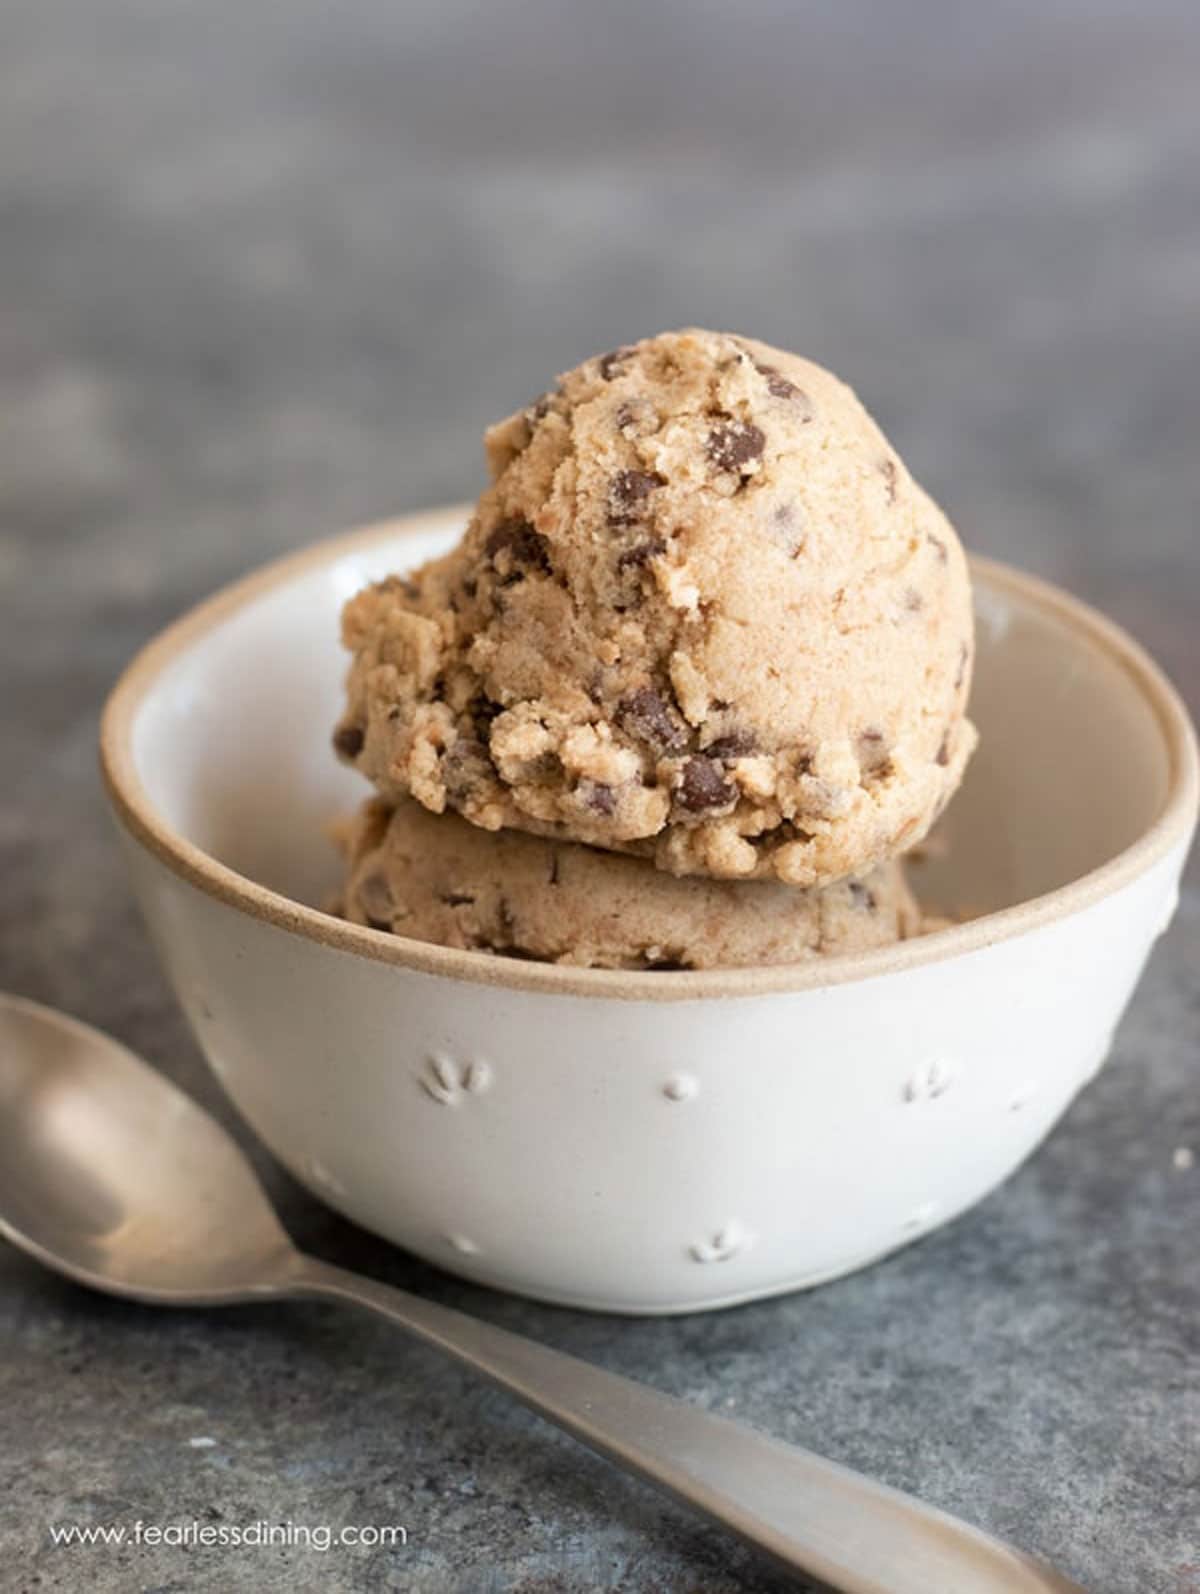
{"left": 128, "top": 518, "right": 1175, "bottom": 924}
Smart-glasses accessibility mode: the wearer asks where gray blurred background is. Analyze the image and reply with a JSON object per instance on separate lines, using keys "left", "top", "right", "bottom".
{"left": 2, "top": 3, "right": 1198, "bottom": 1592}
{"left": 4, "top": 0, "right": 1199, "bottom": 656}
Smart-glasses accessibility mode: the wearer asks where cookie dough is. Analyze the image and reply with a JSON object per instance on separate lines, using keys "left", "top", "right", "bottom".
{"left": 335, "top": 328, "right": 976, "bottom": 886}
{"left": 335, "top": 798, "right": 922, "bottom": 971}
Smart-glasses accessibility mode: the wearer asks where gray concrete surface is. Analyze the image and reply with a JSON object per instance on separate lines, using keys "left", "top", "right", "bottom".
{"left": 1, "top": 2, "right": 1198, "bottom": 1589}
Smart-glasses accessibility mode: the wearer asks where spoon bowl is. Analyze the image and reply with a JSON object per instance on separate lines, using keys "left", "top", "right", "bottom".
{"left": 0, "top": 996, "right": 293, "bottom": 1301}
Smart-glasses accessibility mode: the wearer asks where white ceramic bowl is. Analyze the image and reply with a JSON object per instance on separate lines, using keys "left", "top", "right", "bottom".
{"left": 101, "top": 510, "right": 1198, "bottom": 1314}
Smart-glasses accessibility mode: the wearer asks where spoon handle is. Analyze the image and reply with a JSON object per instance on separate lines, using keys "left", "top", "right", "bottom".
{"left": 290, "top": 1256, "right": 1083, "bottom": 1594}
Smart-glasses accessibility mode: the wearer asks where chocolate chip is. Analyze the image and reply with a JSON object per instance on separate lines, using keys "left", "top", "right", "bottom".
{"left": 676, "top": 756, "right": 736, "bottom": 812}
{"left": 581, "top": 780, "right": 617, "bottom": 815}
{"left": 848, "top": 880, "right": 877, "bottom": 912}
{"left": 936, "top": 731, "right": 952, "bottom": 766}
{"left": 881, "top": 459, "right": 899, "bottom": 504}
{"left": 617, "top": 536, "right": 666, "bottom": 572}
{"left": 928, "top": 532, "right": 948, "bottom": 562}
{"left": 598, "top": 345, "right": 635, "bottom": 381}
{"left": 618, "top": 686, "right": 688, "bottom": 752}
{"left": 485, "top": 518, "right": 551, "bottom": 578}
{"left": 444, "top": 738, "right": 496, "bottom": 800}
{"left": 753, "top": 362, "right": 811, "bottom": 415}
{"left": 608, "top": 469, "right": 667, "bottom": 527}
{"left": 703, "top": 728, "right": 758, "bottom": 760}
{"left": 333, "top": 724, "right": 365, "bottom": 760}
{"left": 758, "top": 363, "right": 796, "bottom": 398}
{"left": 707, "top": 419, "right": 766, "bottom": 475}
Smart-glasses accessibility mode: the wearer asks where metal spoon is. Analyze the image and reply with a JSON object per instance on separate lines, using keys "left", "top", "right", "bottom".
{"left": 0, "top": 993, "right": 1085, "bottom": 1593}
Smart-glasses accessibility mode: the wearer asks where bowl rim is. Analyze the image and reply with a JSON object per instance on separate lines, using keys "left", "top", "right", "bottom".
{"left": 100, "top": 507, "right": 1199, "bottom": 1004}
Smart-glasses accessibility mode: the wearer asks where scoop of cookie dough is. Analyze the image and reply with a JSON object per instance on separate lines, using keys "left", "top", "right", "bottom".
{"left": 335, "top": 328, "right": 976, "bottom": 885}
{"left": 335, "top": 797, "right": 922, "bottom": 971}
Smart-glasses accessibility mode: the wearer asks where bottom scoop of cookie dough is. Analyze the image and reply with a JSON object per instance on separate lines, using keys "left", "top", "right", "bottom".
{"left": 335, "top": 797, "right": 923, "bottom": 971}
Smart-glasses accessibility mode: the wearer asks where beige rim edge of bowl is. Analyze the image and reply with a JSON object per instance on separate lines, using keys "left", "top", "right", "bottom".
{"left": 99, "top": 507, "right": 1200, "bottom": 1005}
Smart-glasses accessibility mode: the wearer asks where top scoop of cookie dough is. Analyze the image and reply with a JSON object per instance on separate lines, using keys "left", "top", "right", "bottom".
{"left": 336, "top": 328, "right": 976, "bottom": 885}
